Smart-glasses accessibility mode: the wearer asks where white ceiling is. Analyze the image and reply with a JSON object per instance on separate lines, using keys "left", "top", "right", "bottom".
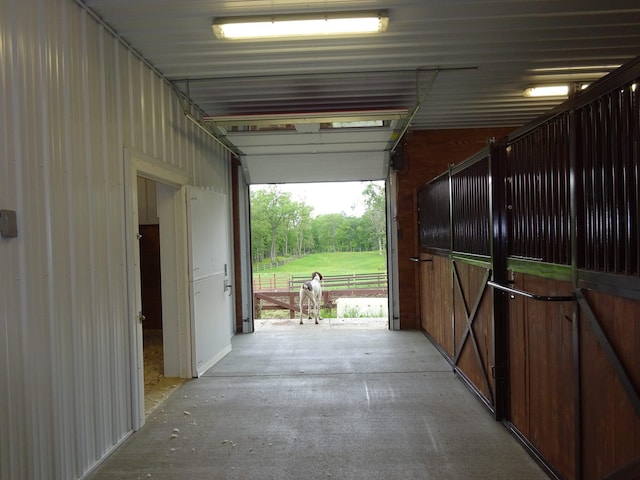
{"left": 80, "top": 0, "right": 640, "bottom": 183}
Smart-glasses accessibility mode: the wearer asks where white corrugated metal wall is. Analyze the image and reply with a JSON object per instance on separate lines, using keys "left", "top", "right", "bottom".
{"left": 0, "top": 0, "right": 231, "bottom": 478}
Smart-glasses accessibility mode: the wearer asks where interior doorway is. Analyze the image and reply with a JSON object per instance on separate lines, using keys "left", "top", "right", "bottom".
{"left": 124, "top": 151, "right": 192, "bottom": 429}
{"left": 137, "top": 177, "right": 184, "bottom": 416}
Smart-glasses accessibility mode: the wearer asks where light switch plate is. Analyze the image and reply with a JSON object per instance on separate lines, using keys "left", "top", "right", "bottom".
{"left": 0, "top": 210, "right": 18, "bottom": 238}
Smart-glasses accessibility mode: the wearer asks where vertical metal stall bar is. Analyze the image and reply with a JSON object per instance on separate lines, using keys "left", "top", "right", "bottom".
{"left": 578, "top": 105, "right": 592, "bottom": 271}
{"left": 568, "top": 106, "right": 582, "bottom": 480}
{"left": 620, "top": 84, "right": 635, "bottom": 275}
{"left": 538, "top": 120, "right": 557, "bottom": 262}
{"left": 540, "top": 124, "right": 550, "bottom": 262}
{"left": 448, "top": 164, "right": 454, "bottom": 253}
{"left": 489, "top": 140, "right": 510, "bottom": 421}
{"left": 530, "top": 132, "right": 541, "bottom": 260}
{"left": 600, "top": 95, "right": 614, "bottom": 273}
{"left": 526, "top": 135, "right": 537, "bottom": 258}
{"left": 548, "top": 123, "right": 557, "bottom": 261}
{"left": 633, "top": 83, "right": 640, "bottom": 276}
{"left": 610, "top": 90, "right": 623, "bottom": 274}
{"left": 558, "top": 115, "right": 576, "bottom": 264}
{"left": 590, "top": 99, "right": 603, "bottom": 270}
{"left": 634, "top": 83, "right": 640, "bottom": 276}
{"left": 594, "top": 99, "right": 610, "bottom": 272}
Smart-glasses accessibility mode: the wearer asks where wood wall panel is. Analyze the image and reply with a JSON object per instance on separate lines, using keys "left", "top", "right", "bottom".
{"left": 508, "top": 276, "right": 528, "bottom": 434}
{"left": 580, "top": 290, "right": 640, "bottom": 480}
{"left": 397, "top": 128, "right": 514, "bottom": 329}
{"left": 420, "top": 253, "right": 454, "bottom": 356}
{"left": 510, "top": 273, "right": 576, "bottom": 480}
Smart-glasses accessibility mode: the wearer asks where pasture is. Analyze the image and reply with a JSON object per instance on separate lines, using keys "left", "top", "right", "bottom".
{"left": 253, "top": 251, "right": 386, "bottom": 277}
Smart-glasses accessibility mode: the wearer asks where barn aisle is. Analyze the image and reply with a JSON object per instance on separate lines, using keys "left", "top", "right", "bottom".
{"left": 88, "top": 329, "right": 547, "bottom": 480}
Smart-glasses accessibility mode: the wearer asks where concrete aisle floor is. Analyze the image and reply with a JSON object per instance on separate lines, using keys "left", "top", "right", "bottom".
{"left": 88, "top": 329, "right": 548, "bottom": 480}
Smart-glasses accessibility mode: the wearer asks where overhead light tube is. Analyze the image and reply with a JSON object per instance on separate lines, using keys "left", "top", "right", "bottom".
{"left": 212, "top": 11, "right": 389, "bottom": 39}
{"left": 523, "top": 85, "right": 570, "bottom": 97}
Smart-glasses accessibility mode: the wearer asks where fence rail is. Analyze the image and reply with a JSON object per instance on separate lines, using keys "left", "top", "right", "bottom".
{"left": 253, "top": 272, "right": 387, "bottom": 292}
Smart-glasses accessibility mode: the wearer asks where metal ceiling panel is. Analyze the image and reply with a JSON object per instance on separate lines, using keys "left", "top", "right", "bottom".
{"left": 80, "top": 0, "right": 640, "bottom": 182}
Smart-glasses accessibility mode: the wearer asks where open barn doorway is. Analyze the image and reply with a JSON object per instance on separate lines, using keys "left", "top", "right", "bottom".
{"left": 248, "top": 181, "right": 391, "bottom": 331}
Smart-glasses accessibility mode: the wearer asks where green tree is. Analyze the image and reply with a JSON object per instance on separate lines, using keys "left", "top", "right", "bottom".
{"left": 250, "top": 186, "right": 297, "bottom": 262}
{"left": 250, "top": 181, "right": 387, "bottom": 259}
{"left": 291, "top": 203, "right": 313, "bottom": 255}
{"left": 362, "top": 183, "right": 386, "bottom": 254}
{"left": 312, "top": 214, "right": 346, "bottom": 252}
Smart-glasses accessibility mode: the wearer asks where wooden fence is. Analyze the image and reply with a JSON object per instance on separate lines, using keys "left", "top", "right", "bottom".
{"left": 253, "top": 272, "right": 388, "bottom": 318}
{"left": 253, "top": 272, "right": 387, "bottom": 292}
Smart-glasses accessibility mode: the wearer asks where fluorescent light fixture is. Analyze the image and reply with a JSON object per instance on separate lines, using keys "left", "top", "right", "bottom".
{"left": 212, "top": 11, "right": 389, "bottom": 39}
{"left": 523, "top": 85, "right": 569, "bottom": 97}
{"left": 523, "top": 83, "right": 593, "bottom": 98}
{"left": 332, "top": 120, "right": 383, "bottom": 128}
{"left": 529, "top": 65, "right": 621, "bottom": 73}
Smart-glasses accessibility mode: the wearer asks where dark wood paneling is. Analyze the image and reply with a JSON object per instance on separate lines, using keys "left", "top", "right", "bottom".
{"left": 580, "top": 290, "right": 640, "bottom": 480}
{"left": 510, "top": 273, "right": 576, "bottom": 480}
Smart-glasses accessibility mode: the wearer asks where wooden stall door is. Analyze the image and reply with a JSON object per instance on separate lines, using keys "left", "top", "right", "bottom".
{"left": 452, "top": 260, "right": 495, "bottom": 410}
{"left": 508, "top": 272, "right": 576, "bottom": 480}
{"left": 579, "top": 291, "right": 640, "bottom": 480}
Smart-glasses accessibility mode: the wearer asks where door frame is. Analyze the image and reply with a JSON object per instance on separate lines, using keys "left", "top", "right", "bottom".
{"left": 123, "top": 148, "right": 189, "bottom": 430}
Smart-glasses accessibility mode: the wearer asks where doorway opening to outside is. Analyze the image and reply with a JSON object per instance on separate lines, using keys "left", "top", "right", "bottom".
{"left": 248, "top": 181, "right": 389, "bottom": 332}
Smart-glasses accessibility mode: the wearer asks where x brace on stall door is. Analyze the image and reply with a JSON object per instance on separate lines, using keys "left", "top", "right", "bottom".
{"left": 576, "top": 289, "right": 640, "bottom": 419}
{"left": 452, "top": 261, "right": 494, "bottom": 406}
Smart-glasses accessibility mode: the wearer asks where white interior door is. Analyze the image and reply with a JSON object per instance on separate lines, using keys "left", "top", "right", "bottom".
{"left": 187, "top": 187, "right": 233, "bottom": 376}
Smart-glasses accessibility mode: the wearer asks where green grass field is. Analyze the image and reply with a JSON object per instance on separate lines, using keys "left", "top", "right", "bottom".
{"left": 254, "top": 251, "right": 386, "bottom": 276}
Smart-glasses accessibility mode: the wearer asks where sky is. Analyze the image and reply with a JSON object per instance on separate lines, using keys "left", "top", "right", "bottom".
{"left": 251, "top": 180, "right": 384, "bottom": 217}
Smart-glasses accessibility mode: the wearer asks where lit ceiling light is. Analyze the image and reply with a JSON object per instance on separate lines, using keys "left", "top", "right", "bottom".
{"left": 523, "top": 83, "right": 593, "bottom": 98}
{"left": 212, "top": 11, "right": 389, "bottom": 39}
{"left": 523, "top": 85, "right": 569, "bottom": 97}
{"left": 529, "top": 65, "right": 621, "bottom": 73}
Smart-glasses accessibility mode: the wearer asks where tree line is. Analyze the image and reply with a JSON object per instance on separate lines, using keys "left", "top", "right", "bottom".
{"left": 250, "top": 183, "right": 386, "bottom": 263}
